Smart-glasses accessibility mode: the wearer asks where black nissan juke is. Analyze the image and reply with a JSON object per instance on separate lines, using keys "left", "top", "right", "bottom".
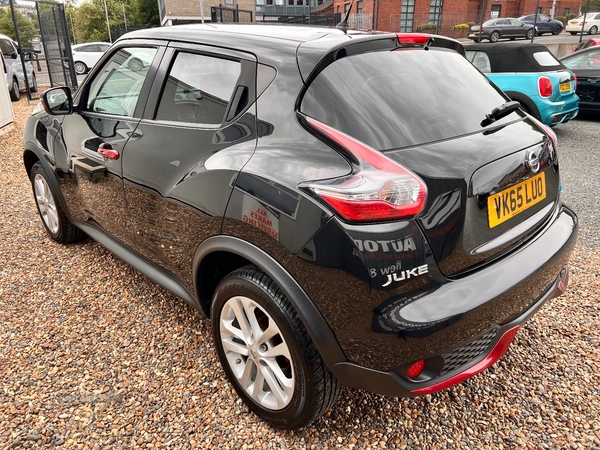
{"left": 23, "top": 25, "right": 577, "bottom": 429}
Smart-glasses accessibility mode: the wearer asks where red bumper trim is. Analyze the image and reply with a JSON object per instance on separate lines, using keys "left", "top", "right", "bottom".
{"left": 411, "top": 325, "right": 520, "bottom": 395}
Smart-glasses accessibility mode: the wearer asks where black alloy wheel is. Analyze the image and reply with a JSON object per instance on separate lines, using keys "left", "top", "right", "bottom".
{"left": 552, "top": 25, "right": 562, "bottom": 35}
{"left": 526, "top": 29, "right": 534, "bottom": 39}
{"left": 211, "top": 266, "right": 341, "bottom": 429}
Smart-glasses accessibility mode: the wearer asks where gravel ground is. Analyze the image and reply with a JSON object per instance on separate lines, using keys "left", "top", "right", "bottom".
{"left": 1, "top": 98, "right": 599, "bottom": 449}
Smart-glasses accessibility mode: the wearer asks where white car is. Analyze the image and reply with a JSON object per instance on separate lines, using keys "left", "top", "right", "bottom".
{"left": 566, "top": 12, "right": 600, "bottom": 35}
{"left": 71, "top": 42, "right": 111, "bottom": 75}
{"left": 0, "top": 34, "right": 37, "bottom": 101}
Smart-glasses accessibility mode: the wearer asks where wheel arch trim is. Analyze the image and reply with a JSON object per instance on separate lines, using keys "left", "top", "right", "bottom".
{"left": 192, "top": 235, "right": 348, "bottom": 367}
{"left": 504, "top": 90, "right": 541, "bottom": 120}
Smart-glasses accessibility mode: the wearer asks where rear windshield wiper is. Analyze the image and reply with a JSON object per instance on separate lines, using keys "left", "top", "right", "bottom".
{"left": 481, "top": 101, "right": 520, "bottom": 127}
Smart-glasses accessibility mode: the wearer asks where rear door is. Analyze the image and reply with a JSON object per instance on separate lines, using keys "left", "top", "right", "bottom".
{"left": 120, "top": 43, "right": 260, "bottom": 280}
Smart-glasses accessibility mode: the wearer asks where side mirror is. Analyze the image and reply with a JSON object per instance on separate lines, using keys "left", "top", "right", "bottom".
{"left": 42, "top": 87, "right": 73, "bottom": 115}
{"left": 9, "top": 51, "right": 18, "bottom": 59}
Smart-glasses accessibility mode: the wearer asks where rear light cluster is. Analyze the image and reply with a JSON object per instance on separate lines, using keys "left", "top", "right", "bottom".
{"left": 304, "top": 117, "right": 427, "bottom": 222}
{"left": 538, "top": 76, "right": 553, "bottom": 98}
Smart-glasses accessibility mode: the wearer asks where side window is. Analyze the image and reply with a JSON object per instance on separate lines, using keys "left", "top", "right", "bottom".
{"left": 86, "top": 46, "right": 157, "bottom": 117}
{"left": 466, "top": 51, "right": 492, "bottom": 73}
{"left": 0, "top": 39, "right": 14, "bottom": 56}
{"left": 155, "top": 52, "right": 241, "bottom": 125}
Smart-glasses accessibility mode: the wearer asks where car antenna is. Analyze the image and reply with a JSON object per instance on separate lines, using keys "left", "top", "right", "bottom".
{"left": 336, "top": 0, "right": 354, "bottom": 33}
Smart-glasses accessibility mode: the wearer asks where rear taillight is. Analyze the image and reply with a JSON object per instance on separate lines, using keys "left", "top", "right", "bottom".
{"left": 538, "top": 76, "right": 553, "bottom": 98}
{"left": 303, "top": 117, "right": 427, "bottom": 222}
{"left": 573, "top": 73, "right": 578, "bottom": 90}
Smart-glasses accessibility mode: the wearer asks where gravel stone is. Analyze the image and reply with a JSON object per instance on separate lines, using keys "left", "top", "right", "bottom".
{"left": 1, "top": 98, "right": 599, "bottom": 448}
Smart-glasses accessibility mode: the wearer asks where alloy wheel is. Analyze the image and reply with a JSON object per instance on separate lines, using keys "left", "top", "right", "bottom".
{"left": 34, "top": 173, "right": 59, "bottom": 234}
{"left": 219, "top": 295, "right": 295, "bottom": 410}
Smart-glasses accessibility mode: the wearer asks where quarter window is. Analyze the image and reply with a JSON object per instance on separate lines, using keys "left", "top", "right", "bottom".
{"left": 155, "top": 52, "right": 241, "bottom": 125}
{"left": 86, "top": 46, "right": 157, "bottom": 117}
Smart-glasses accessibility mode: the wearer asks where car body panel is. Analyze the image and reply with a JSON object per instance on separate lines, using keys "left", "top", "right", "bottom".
{"left": 23, "top": 25, "right": 578, "bottom": 404}
{"left": 71, "top": 42, "right": 111, "bottom": 73}
{"left": 560, "top": 46, "right": 600, "bottom": 110}
{"left": 465, "top": 43, "right": 579, "bottom": 125}
{"left": 517, "top": 14, "right": 563, "bottom": 35}
{"left": 566, "top": 13, "right": 600, "bottom": 34}
{"left": 0, "top": 33, "right": 35, "bottom": 98}
{"left": 468, "top": 18, "right": 535, "bottom": 42}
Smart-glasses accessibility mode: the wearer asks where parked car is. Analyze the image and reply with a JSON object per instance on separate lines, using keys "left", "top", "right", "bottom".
{"left": 469, "top": 18, "right": 536, "bottom": 42}
{"left": 560, "top": 46, "right": 600, "bottom": 111}
{"left": 571, "top": 36, "right": 600, "bottom": 52}
{"left": 0, "top": 33, "right": 37, "bottom": 101}
{"left": 465, "top": 42, "right": 579, "bottom": 125}
{"left": 517, "top": 14, "right": 563, "bottom": 35}
{"left": 23, "top": 25, "right": 577, "bottom": 429}
{"left": 566, "top": 12, "right": 600, "bottom": 35}
{"left": 71, "top": 42, "right": 111, "bottom": 75}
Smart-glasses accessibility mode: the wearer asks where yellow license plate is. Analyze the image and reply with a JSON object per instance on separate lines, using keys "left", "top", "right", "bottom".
{"left": 488, "top": 172, "right": 546, "bottom": 228}
{"left": 560, "top": 82, "right": 571, "bottom": 93}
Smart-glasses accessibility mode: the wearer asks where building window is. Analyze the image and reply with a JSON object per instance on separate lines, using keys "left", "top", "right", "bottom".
{"left": 428, "top": 0, "right": 442, "bottom": 25}
{"left": 357, "top": 0, "right": 363, "bottom": 14}
{"left": 345, "top": 2, "right": 351, "bottom": 13}
{"left": 400, "top": 0, "right": 415, "bottom": 32}
{"left": 564, "top": 8, "right": 570, "bottom": 15}
{"left": 225, "top": 0, "right": 234, "bottom": 4}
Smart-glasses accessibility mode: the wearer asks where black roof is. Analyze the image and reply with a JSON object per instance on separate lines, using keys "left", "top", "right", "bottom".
{"left": 463, "top": 42, "right": 566, "bottom": 73}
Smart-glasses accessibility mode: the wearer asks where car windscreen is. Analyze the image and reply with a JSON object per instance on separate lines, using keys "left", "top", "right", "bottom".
{"left": 300, "top": 48, "right": 516, "bottom": 150}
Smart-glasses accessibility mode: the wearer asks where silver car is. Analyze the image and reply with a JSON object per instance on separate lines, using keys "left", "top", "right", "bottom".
{"left": 0, "top": 33, "right": 37, "bottom": 101}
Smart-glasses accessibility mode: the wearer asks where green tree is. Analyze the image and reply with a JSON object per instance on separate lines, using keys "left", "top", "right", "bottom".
{"left": 130, "top": 0, "right": 159, "bottom": 27}
{"left": 0, "top": 9, "right": 39, "bottom": 44}
{"left": 581, "top": 0, "right": 600, "bottom": 13}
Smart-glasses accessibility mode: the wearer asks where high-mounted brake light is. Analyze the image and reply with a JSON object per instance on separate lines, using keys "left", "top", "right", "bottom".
{"left": 396, "top": 33, "right": 430, "bottom": 45}
{"left": 304, "top": 117, "right": 427, "bottom": 222}
{"left": 538, "top": 76, "right": 553, "bottom": 98}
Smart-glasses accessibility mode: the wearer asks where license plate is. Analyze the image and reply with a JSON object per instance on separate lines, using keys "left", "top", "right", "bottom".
{"left": 560, "top": 82, "right": 571, "bottom": 93}
{"left": 487, "top": 172, "right": 546, "bottom": 228}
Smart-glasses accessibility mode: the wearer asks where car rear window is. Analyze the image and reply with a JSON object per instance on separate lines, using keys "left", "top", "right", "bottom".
{"left": 300, "top": 48, "right": 515, "bottom": 150}
{"left": 532, "top": 51, "right": 561, "bottom": 67}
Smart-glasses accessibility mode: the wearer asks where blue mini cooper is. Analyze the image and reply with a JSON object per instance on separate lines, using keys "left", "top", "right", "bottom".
{"left": 465, "top": 42, "right": 579, "bottom": 126}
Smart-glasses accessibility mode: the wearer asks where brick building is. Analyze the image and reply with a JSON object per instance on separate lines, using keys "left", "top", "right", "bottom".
{"left": 331, "top": 0, "right": 583, "bottom": 33}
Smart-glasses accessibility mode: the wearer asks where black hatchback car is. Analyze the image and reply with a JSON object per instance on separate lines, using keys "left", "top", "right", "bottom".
{"left": 23, "top": 25, "right": 577, "bottom": 429}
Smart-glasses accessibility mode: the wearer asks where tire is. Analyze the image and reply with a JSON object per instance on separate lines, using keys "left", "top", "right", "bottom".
{"left": 552, "top": 25, "right": 562, "bottom": 35}
{"left": 589, "top": 25, "right": 598, "bottom": 35}
{"left": 526, "top": 29, "right": 534, "bottom": 40}
{"left": 127, "top": 57, "right": 144, "bottom": 71}
{"left": 489, "top": 31, "right": 500, "bottom": 42}
{"left": 74, "top": 61, "right": 87, "bottom": 75}
{"left": 30, "top": 72, "right": 38, "bottom": 93}
{"left": 30, "top": 162, "right": 85, "bottom": 244}
{"left": 211, "top": 266, "right": 341, "bottom": 429}
{"left": 569, "top": 31, "right": 577, "bottom": 35}
{"left": 9, "top": 77, "right": 20, "bottom": 101}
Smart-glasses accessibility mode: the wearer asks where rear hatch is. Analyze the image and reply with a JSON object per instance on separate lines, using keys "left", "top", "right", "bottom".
{"left": 298, "top": 38, "right": 560, "bottom": 276}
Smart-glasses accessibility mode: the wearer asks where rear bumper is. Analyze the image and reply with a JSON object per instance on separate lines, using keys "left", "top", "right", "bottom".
{"left": 539, "top": 99, "right": 579, "bottom": 125}
{"left": 329, "top": 205, "right": 577, "bottom": 397}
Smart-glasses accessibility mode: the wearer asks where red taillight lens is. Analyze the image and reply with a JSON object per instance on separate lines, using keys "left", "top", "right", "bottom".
{"left": 573, "top": 73, "right": 578, "bottom": 90}
{"left": 538, "top": 76, "right": 553, "bottom": 98}
{"left": 396, "top": 33, "right": 430, "bottom": 45}
{"left": 407, "top": 360, "right": 426, "bottom": 378}
{"left": 304, "top": 117, "right": 427, "bottom": 222}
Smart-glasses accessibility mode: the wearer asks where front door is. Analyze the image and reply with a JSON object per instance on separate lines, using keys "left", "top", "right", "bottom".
{"left": 60, "top": 44, "right": 160, "bottom": 247}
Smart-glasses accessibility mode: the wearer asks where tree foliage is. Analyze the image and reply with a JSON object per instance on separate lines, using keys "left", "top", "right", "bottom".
{"left": 581, "top": 0, "right": 600, "bottom": 13}
{"left": 68, "top": 0, "right": 159, "bottom": 44}
{"left": 0, "top": 9, "right": 39, "bottom": 44}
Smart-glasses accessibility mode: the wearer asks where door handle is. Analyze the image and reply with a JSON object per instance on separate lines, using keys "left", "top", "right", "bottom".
{"left": 98, "top": 143, "right": 120, "bottom": 160}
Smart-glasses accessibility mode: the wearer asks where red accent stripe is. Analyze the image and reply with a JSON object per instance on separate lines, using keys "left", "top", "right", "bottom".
{"left": 412, "top": 326, "right": 520, "bottom": 395}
